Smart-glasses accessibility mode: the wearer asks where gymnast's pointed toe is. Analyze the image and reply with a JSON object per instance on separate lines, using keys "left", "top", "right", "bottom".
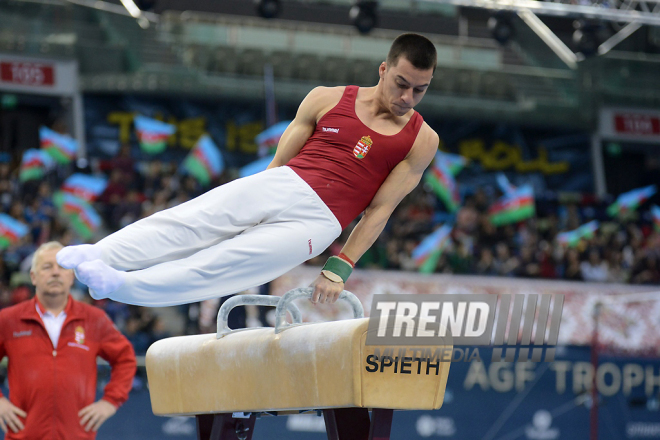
{"left": 76, "top": 259, "right": 126, "bottom": 298}
{"left": 56, "top": 244, "right": 102, "bottom": 269}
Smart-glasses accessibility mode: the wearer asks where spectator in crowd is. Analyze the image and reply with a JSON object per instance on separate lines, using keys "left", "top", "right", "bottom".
{"left": 448, "top": 240, "right": 473, "bottom": 274}
{"left": 580, "top": 248, "right": 609, "bottom": 282}
{"left": 475, "top": 247, "right": 497, "bottom": 276}
{"left": 493, "top": 242, "right": 519, "bottom": 277}
{"left": 517, "top": 246, "right": 540, "bottom": 278}
{"left": 123, "top": 315, "right": 151, "bottom": 355}
{"left": 0, "top": 242, "right": 136, "bottom": 439}
{"left": 99, "top": 169, "right": 129, "bottom": 230}
{"left": 0, "top": 283, "right": 11, "bottom": 310}
{"left": 607, "top": 249, "right": 629, "bottom": 283}
{"left": 631, "top": 252, "right": 660, "bottom": 285}
{"left": 112, "top": 189, "right": 144, "bottom": 229}
{"left": 535, "top": 241, "right": 557, "bottom": 279}
{"left": 102, "top": 144, "right": 135, "bottom": 183}
{"left": 0, "top": 162, "right": 17, "bottom": 210}
{"left": 140, "top": 189, "right": 170, "bottom": 218}
{"left": 562, "top": 248, "right": 584, "bottom": 281}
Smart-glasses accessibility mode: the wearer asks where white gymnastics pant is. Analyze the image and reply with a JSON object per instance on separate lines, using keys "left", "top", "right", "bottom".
{"left": 94, "top": 166, "right": 342, "bottom": 306}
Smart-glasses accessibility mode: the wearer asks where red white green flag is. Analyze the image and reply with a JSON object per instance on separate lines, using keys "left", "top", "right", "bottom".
{"left": 411, "top": 224, "right": 453, "bottom": 274}
{"left": 607, "top": 185, "right": 657, "bottom": 217}
{"left": 53, "top": 192, "right": 102, "bottom": 240}
{"left": 40, "top": 127, "right": 77, "bottom": 164}
{"left": 20, "top": 149, "right": 54, "bottom": 182}
{"left": 557, "top": 220, "right": 599, "bottom": 247}
{"left": 424, "top": 159, "right": 460, "bottom": 213}
{"left": 496, "top": 173, "right": 517, "bottom": 195}
{"left": 181, "top": 134, "right": 224, "bottom": 186}
{"left": 489, "top": 185, "right": 535, "bottom": 226}
{"left": 652, "top": 205, "right": 660, "bottom": 233}
{"left": 134, "top": 115, "right": 176, "bottom": 155}
{"left": 0, "top": 213, "right": 29, "bottom": 250}
{"left": 256, "top": 121, "right": 291, "bottom": 157}
{"left": 435, "top": 151, "right": 467, "bottom": 175}
{"left": 61, "top": 174, "right": 108, "bottom": 203}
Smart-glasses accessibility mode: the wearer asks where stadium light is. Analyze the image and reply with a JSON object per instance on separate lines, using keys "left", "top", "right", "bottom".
{"left": 572, "top": 20, "right": 603, "bottom": 58}
{"left": 487, "top": 12, "right": 515, "bottom": 45}
{"left": 255, "top": 0, "right": 281, "bottom": 19}
{"left": 349, "top": 1, "right": 378, "bottom": 35}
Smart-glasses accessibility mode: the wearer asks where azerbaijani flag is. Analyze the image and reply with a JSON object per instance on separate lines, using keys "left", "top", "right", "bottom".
{"left": 61, "top": 174, "right": 108, "bottom": 203}
{"left": 489, "top": 185, "right": 535, "bottom": 226}
{"left": 134, "top": 115, "right": 176, "bottom": 155}
{"left": 607, "top": 185, "right": 657, "bottom": 217}
{"left": 19, "top": 149, "right": 54, "bottom": 182}
{"left": 496, "top": 173, "right": 517, "bottom": 195}
{"left": 557, "top": 220, "right": 599, "bottom": 247}
{"left": 424, "top": 159, "right": 460, "bottom": 213}
{"left": 651, "top": 205, "right": 660, "bottom": 233}
{"left": 574, "top": 220, "right": 599, "bottom": 241}
{"left": 239, "top": 155, "right": 275, "bottom": 178}
{"left": 181, "top": 134, "right": 224, "bottom": 186}
{"left": 256, "top": 121, "right": 291, "bottom": 157}
{"left": 0, "top": 213, "right": 29, "bottom": 250}
{"left": 40, "top": 126, "right": 77, "bottom": 164}
{"left": 53, "top": 192, "right": 102, "bottom": 240}
{"left": 411, "top": 224, "right": 453, "bottom": 274}
{"left": 435, "top": 151, "right": 468, "bottom": 175}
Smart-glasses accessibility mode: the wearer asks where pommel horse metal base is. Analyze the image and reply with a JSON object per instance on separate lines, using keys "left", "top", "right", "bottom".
{"left": 194, "top": 407, "right": 392, "bottom": 440}
{"left": 146, "top": 288, "right": 452, "bottom": 440}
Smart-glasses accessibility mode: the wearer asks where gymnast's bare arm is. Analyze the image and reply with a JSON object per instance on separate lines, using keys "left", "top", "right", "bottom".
{"left": 267, "top": 86, "right": 344, "bottom": 169}
{"left": 311, "top": 123, "right": 439, "bottom": 304}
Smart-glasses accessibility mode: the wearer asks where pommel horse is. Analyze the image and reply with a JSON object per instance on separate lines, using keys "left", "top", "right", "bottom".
{"left": 146, "top": 288, "right": 452, "bottom": 440}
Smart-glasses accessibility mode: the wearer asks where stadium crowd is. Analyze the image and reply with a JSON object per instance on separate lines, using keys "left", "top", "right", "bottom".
{"left": 0, "top": 147, "right": 659, "bottom": 354}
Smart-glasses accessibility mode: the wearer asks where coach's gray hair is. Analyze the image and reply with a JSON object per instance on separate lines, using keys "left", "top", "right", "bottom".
{"left": 31, "top": 241, "right": 64, "bottom": 272}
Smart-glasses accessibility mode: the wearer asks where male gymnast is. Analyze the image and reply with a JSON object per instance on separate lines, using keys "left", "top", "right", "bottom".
{"left": 57, "top": 33, "right": 440, "bottom": 307}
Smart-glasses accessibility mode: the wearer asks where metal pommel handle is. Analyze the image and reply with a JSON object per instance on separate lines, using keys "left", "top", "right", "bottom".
{"left": 274, "top": 287, "right": 364, "bottom": 334}
{"left": 217, "top": 295, "right": 302, "bottom": 338}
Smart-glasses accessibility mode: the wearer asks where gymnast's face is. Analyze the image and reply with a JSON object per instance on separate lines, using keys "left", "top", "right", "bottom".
{"left": 379, "top": 56, "right": 433, "bottom": 117}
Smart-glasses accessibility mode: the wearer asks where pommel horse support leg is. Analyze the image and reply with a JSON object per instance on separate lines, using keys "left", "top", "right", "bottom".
{"left": 146, "top": 288, "right": 452, "bottom": 440}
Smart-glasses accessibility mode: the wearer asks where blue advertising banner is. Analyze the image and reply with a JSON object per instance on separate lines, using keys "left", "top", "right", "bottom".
{"left": 433, "top": 123, "right": 594, "bottom": 193}
{"left": 83, "top": 95, "right": 593, "bottom": 193}
{"left": 83, "top": 94, "right": 282, "bottom": 169}
{"left": 3, "top": 346, "right": 658, "bottom": 439}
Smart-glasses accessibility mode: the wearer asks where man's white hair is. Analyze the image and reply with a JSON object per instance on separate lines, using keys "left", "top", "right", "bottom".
{"left": 31, "top": 241, "right": 64, "bottom": 272}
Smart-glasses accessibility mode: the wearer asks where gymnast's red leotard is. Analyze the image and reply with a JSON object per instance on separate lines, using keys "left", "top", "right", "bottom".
{"left": 287, "top": 85, "right": 424, "bottom": 229}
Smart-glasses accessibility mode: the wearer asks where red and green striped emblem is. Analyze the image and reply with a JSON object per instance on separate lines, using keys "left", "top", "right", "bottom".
{"left": 353, "top": 135, "right": 373, "bottom": 159}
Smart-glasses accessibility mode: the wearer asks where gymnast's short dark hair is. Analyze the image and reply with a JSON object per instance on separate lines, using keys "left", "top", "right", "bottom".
{"left": 387, "top": 33, "right": 437, "bottom": 72}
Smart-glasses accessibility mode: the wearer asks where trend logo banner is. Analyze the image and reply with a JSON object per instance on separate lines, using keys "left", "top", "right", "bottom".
{"left": 366, "top": 294, "right": 564, "bottom": 363}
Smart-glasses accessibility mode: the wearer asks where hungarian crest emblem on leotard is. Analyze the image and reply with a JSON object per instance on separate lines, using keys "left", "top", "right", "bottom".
{"left": 75, "top": 326, "right": 85, "bottom": 345}
{"left": 353, "top": 135, "right": 373, "bottom": 159}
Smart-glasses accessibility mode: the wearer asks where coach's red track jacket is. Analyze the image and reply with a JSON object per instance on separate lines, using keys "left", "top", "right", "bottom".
{"left": 0, "top": 296, "right": 136, "bottom": 440}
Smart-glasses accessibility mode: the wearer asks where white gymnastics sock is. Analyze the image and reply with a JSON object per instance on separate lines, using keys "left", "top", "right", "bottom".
{"left": 75, "top": 259, "right": 126, "bottom": 300}
{"left": 57, "top": 245, "right": 102, "bottom": 269}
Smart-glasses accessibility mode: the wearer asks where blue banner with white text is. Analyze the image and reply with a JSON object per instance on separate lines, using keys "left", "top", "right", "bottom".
{"left": 8, "top": 346, "right": 657, "bottom": 440}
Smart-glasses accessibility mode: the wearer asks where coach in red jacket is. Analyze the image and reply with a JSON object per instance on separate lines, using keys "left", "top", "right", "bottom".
{"left": 0, "top": 241, "right": 137, "bottom": 439}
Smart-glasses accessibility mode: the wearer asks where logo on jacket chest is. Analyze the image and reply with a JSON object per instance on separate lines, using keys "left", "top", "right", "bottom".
{"left": 75, "top": 325, "right": 85, "bottom": 345}
{"left": 68, "top": 325, "right": 90, "bottom": 351}
{"left": 353, "top": 135, "right": 373, "bottom": 159}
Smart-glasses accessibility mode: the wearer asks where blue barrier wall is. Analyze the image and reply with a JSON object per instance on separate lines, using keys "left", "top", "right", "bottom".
{"left": 2, "top": 346, "right": 659, "bottom": 439}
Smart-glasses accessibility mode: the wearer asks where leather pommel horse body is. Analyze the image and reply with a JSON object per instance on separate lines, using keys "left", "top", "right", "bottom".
{"left": 146, "top": 289, "right": 452, "bottom": 440}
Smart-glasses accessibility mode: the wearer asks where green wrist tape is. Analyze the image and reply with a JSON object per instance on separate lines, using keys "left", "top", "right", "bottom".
{"left": 322, "top": 256, "right": 353, "bottom": 283}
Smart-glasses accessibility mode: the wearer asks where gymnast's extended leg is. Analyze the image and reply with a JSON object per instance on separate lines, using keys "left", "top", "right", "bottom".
{"left": 57, "top": 168, "right": 291, "bottom": 271}
{"left": 78, "top": 190, "right": 341, "bottom": 306}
